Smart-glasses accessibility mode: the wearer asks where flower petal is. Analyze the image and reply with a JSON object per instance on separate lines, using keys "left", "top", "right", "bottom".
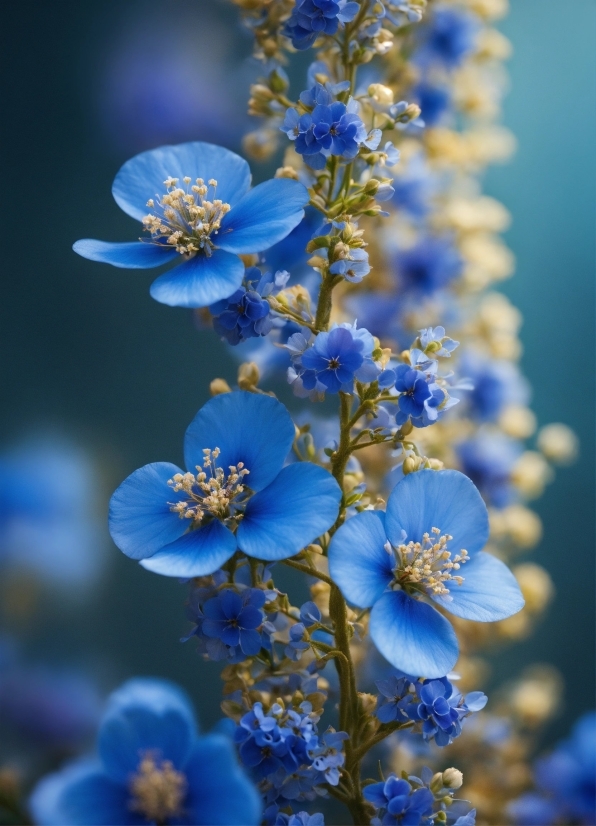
{"left": 140, "top": 520, "right": 237, "bottom": 578}
{"left": 149, "top": 249, "right": 244, "bottom": 308}
{"left": 237, "top": 463, "right": 341, "bottom": 561}
{"left": 218, "top": 179, "right": 308, "bottom": 254}
{"left": 432, "top": 551, "right": 524, "bottom": 621}
{"left": 328, "top": 511, "right": 393, "bottom": 608}
{"left": 385, "top": 469, "right": 489, "bottom": 557}
{"left": 29, "top": 759, "right": 130, "bottom": 826}
{"left": 370, "top": 591, "right": 459, "bottom": 679}
{"left": 98, "top": 678, "right": 197, "bottom": 783}
{"left": 185, "top": 735, "right": 262, "bottom": 825}
{"left": 184, "top": 392, "right": 295, "bottom": 492}
{"left": 109, "top": 462, "right": 188, "bottom": 560}
{"left": 73, "top": 239, "right": 179, "bottom": 269}
{"left": 112, "top": 141, "right": 252, "bottom": 221}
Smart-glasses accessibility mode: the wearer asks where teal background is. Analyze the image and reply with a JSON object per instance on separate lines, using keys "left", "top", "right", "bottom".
{"left": 0, "top": 0, "right": 594, "bottom": 748}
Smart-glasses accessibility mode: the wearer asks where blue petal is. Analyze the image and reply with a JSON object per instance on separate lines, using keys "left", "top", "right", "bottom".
{"left": 185, "top": 735, "right": 261, "bottom": 825}
{"left": 184, "top": 392, "right": 295, "bottom": 492}
{"left": 237, "top": 463, "right": 341, "bottom": 561}
{"left": 328, "top": 511, "right": 394, "bottom": 608}
{"left": 149, "top": 249, "right": 244, "bottom": 308}
{"left": 112, "top": 142, "right": 252, "bottom": 222}
{"left": 370, "top": 591, "right": 459, "bottom": 679}
{"left": 109, "top": 462, "right": 188, "bottom": 560}
{"left": 73, "top": 239, "right": 179, "bottom": 269}
{"left": 432, "top": 551, "right": 524, "bottom": 621}
{"left": 98, "top": 678, "right": 197, "bottom": 783}
{"left": 140, "top": 520, "right": 237, "bottom": 578}
{"left": 385, "top": 469, "right": 489, "bottom": 557}
{"left": 218, "top": 179, "right": 308, "bottom": 254}
{"left": 29, "top": 759, "right": 131, "bottom": 826}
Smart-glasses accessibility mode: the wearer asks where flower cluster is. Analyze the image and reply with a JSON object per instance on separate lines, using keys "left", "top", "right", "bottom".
{"left": 46, "top": 0, "right": 583, "bottom": 824}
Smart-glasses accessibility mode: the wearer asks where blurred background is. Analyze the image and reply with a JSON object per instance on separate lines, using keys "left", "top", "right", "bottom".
{"left": 0, "top": 0, "right": 593, "bottom": 790}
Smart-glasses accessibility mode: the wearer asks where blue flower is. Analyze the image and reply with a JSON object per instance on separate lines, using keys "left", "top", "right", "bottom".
{"left": 328, "top": 470, "right": 524, "bottom": 677}
{"left": 109, "top": 392, "right": 341, "bottom": 577}
{"left": 395, "top": 237, "right": 463, "bottom": 296}
{"left": 202, "top": 588, "right": 267, "bottom": 656}
{"left": 285, "top": 623, "right": 311, "bottom": 661}
{"left": 364, "top": 775, "right": 434, "bottom": 826}
{"left": 210, "top": 267, "right": 289, "bottom": 345}
{"left": 329, "top": 248, "right": 371, "bottom": 283}
{"left": 29, "top": 677, "right": 261, "bottom": 825}
{"left": 374, "top": 674, "right": 413, "bottom": 724}
{"left": 510, "top": 712, "right": 596, "bottom": 826}
{"left": 289, "top": 323, "right": 380, "bottom": 395}
{"left": 456, "top": 434, "right": 521, "bottom": 508}
{"left": 73, "top": 142, "right": 308, "bottom": 308}
{"left": 402, "top": 677, "right": 487, "bottom": 747}
{"left": 282, "top": 91, "right": 368, "bottom": 169}
{"left": 418, "top": 327, "right": 459, "bottom": 358}
{"left": 284, "top": 0, "right": 359, "bottom": 50}
{"left": 459, "top": 352, "right": 529, "bottom": 423}
{"left": 413, "top": 82, "right": 451, "bottom": 127}
{"left": 414, "top": 6, "right": 478, "bottom": 70}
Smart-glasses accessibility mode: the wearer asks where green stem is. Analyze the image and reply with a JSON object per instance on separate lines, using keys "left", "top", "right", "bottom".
{"left": 281, "top": 557, "right": 334, "bottom": 586}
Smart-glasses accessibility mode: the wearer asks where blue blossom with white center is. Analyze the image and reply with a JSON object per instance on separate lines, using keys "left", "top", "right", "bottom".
{"left": 414, "top": 6, "right": 478, "bottom": 70}
{"left": 418, "top": 327, "right": 459, "bottom": 358}
{"left": 509, "top": 712, "right": 596, "bottom": 826}
{"left": 73, "top": 142, "right": 308, "bottom": 308}
{"left": 108, "top": 391, "right": 341, "bottom": 577}
{"left": 282, "top": 88, "right": 369, "bottom": 170}
{"left": 288, "top": 323, "right": 380, "bottom": 396}
{"left": 364, "top": 775, "right": 434, "bottom": 826}
{"left": 284, "top": 0, "right": 359, "bottom": 50}
{"left": 210, "top": 267, "right": 289, "bottom": 345}
{"left": 329, "top": 247, "right": 371, "bottom": 283}
{"left": 395, "top": 237, "right": 463, "bottom": 296}
{"left": 29, "top": 678, "right": 261, "bottom": 826}
{"left": 329, "top": 470, "right": 524, "bottom": 677}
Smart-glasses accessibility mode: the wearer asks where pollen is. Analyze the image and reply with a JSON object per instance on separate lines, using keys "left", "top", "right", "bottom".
{"left": 141, "top": 176, "right": 231, "bottom": 257}
{"left": 129, "top": 755, "right": 187, "bottom": 823}
{"left": 388, "top": 527, "right": 468, "bottom": 597}
{"left": 167, "top": 447, "right": 250, "bottom": 522}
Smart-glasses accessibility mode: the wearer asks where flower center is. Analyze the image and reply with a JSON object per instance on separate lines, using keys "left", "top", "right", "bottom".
{"left": 328, "top": 358, "right": 340, "bottom": 369}
{"left": 129, "top": 755, "right": 187, "bottom": 823}
{"left": 168, "top": 447, "right": 250, "bottom": 523}
{"left": 142, "top": 176, "right": 231, "bottom": 257}
{"left": 387, "top": 527, "right": 468, "bottom": 597}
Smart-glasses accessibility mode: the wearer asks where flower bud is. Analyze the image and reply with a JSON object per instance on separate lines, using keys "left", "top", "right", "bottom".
{"left": 238, "top": 362, "right": 260, "bottom": 389}
{"left": 442, "top": 768, "right": 464, "bottom": 790}
{"left": 210, "top": 378, "right": 231, "bottom": 396}
{"left": 537, "top": 423, "right": 578, "bottom": 465}
{"left": 368, "top": 83, "right": 394, "bottom": 106}
{"left": 275, "top": 166, "right": 300, "bottom": 180}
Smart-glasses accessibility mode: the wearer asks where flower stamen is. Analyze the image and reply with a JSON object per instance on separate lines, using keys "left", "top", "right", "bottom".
{"left": 386, "top": 527, "right": 468, "bottom": 597}
{"left": 142, "top": 176, "right": 231, "bottom": 257}
{"left": 168, "top": 447, "right": 250, "bottom": 523}
{"left": 129, "top": 754, "right": 187, "bottom": 823}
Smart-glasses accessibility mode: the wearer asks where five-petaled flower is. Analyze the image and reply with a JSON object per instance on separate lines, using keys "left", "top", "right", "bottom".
{"left": 109, "top": 391, "right": 342, "bottom": 577}
{"left": 328, "top": 469, "right": 524, "bottom": 677}
{"left": 73, "top": 142, "right": 308, "bottom": 308}
{"left": 29, "top": 678, "right": 261, "bottom": 825}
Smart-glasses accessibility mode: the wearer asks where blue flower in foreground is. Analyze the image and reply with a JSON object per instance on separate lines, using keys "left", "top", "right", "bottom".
{"left": 329, "top": 470, "right": 524, "bottom": 677}
{"left": 73, "top": 142, "right": 308, "bottom": 308}
{"left": 364, "top": 775, "right": 434, "bottom": 826}
{"left": 109, "top": 392, "right": 341, "bottom": 577}
{"left": 284, "top": 0, "right": 359, "bottom": 50}
{"left": 30, "top": 678, "right": 261, "bottom": 825}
